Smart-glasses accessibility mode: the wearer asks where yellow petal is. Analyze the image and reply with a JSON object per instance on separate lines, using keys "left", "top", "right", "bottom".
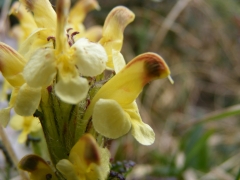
{"left": 97, "top": 148, "right": 110, "bottom": 180}
{"left": 69, "top": 0, "right": 100, "bottom": 27}
{"left": 71, "top": 38, "right": 107, "bottom": 76}
{"left": 0, "top": 42, "right": 26, "bottom": 87}
{"left": 112, "top": 49, "right": 126, "bottom": 73}
{"left": 19, "top": 0, "right": 56, "bottom": 29}
{"left": 10, "top": 114, "right": 24, "bottom": 130}
{"left": 29, "top": 117, "right": 41, "bottom": 132}
{"left": 56, "top": 159, "right": 79, "bottom": 180}
{"left": 125, "top": 102, "right": 155, "bottom": 145}
{"left": 100, "top": 6, "right": 135, "bottom": 50}
{"left": 99, "top": 6, "right": 135, "bottom": 68}
{"left": 56, "top": 0, "right": 70, "bottom": 53}
{"left": 23, "top": 48, "right": 56, "bottom": 88}
{"left": 11, "top": 116, "right": 41, "bottom": 143}
{"left": 14, "top": 84, "right": 41, "bottom": 116}
{"left": 19, "top": 154, "right": 57, "bottom": 180}
{"left": 0, "top": 107, "right": 11, "bottom": 127}
{"left": 69, "top": 134, "right": 100, "bottom": 168}
{"left": 18, "top": 130, "right": 29, "bottom": 143}
{"left": 84, "top": 26, "right": 103, "bottom": 42}
{"left": 131, "top": 120, "right": 155, "bottom": 145}
{"left": 92, "top": 99, "right": 131, "bottom": 139}
{"left": 57, "top": 135, "right": 110, "bottom": 180}
{"left": 10, "top": 2, "right": 37, "bottom": 40}
{"left": 58, "top": 134, "right": 101, "bottom": 179}
{"left": 55, "top": 76, "right": 89, "bottom": 104}
{"left": 83, "top": 148, "right": 111, "bottom": 180}
{"left": 85, "top": 53, "right": 170, "bottom": 120}
{"left": 18, "top": 28, "right": 54, "bottom": 61}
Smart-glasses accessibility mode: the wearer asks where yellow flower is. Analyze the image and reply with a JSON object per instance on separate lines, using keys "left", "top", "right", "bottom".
{"left": 20, "top": 0, "right": 107, "bottom": 105}
{"left": 10, "top": 115, "right": 41, "bottom": 143}
{"left": 99, "top": 6, "right": 135, "bottom": 69}
{"left": 56, "top": 134, "right": 110, "bottom": 180}
{"left": 0, "top": 0, "right": 108, "bottom": 123}
{"left": 9, "top": 1, "right": 37, "bottom": 44}
{"left": 68, "top": 0, "right": 100, "bottom": 28}
{"left": 19, "top": 154, "right": 58, "bottom": 180}
{"left": 84, "top": 53, "right": 171, "bottom": 145}
{"left": 76, "top": 6, "right": 173, "bottom": 145}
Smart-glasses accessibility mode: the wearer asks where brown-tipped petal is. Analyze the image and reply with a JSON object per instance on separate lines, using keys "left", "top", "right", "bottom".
{"left": 69, "top": 133, "right": 100, "bottom": 168}
{"left": 19, "top": 154, "right": 57, "bottom": 180}
{"left": 101, "top": 6, "right": 135, "bottom": 43}
{"left": 0, "top": 42, "right": 26, "bottom": 87}
{"left": 56, "top": 0, "right": 70, "bottom": 53}
{"left": 134, "top": 53, "right": 171, "bottom": 83}
{"left": 84, "top": 53, "right": 170, "bottom": 120}
{"left": 69, "top": 0, "right": 100, "bottom": 25}
{"left": 99, "top": 6, "right": 135, "bottom": 68}
{"left": 82, "top": 134, "right": 101, "bottom": 166}
{"left": 10, "top": 2, "right": 37, "bottom": 40}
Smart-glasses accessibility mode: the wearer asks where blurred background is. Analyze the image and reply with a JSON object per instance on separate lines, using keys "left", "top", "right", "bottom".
{"left": 1, "top": 0, "right": 240, "bottom": 179}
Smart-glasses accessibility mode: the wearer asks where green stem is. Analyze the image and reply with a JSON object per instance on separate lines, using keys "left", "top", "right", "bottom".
{"left": 38, "top": 88, "right": 91, "bottom": 165}
{"left": 38, "top": 88, "right": 69, "bottom": 166}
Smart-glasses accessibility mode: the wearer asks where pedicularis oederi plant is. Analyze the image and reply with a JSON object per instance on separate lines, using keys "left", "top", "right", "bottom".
{"left": 0, "top": 0, "right": 173, "bottom": 179}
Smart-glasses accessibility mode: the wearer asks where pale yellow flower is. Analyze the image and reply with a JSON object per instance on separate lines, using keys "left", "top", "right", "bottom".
{"left": 56, "top": 134, "right": 110, "bottom": 180}
{"left": 0, "top": 0, "right": 107, "bottom": 123}
{"left": 10, "top": 115, "right": 41, "bottom": 143}
{"left": 20, "top": 0, "right": 107, "bottom": 105}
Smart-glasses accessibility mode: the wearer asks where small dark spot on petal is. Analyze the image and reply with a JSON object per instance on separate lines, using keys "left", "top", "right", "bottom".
{"left": 144, "top": 57, "right": 165, "bottom": 78}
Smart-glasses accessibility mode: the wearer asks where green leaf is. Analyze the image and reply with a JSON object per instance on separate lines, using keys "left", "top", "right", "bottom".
{"left": 181, "top": 126, "right": 213, "bottom": 171}
{"left": 180, "top": 104, "right": 240, "bottom": 129}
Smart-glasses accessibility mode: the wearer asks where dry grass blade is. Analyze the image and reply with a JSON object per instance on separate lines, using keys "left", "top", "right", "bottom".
{"left": 134, "top": 8, "right": 202, "bottom": 49}
{"left": 0, "top": 0, "right": 11, "bottom": 41}
{"left": 150, "top": 0, "right": 193, "bottom": 51}
{"left": 0, "top": 126, "right": 29, "bottom": 180}
{"left": 199, "top": 152, "right": 240, "bottom": 180}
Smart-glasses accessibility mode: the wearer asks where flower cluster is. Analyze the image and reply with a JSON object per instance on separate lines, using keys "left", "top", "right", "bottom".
{"left": 0, "top": 0, "right": 172, "bottom": 179}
